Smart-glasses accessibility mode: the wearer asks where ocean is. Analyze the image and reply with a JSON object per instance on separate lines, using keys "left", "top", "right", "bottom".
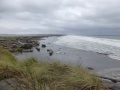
{"left": 15, "top": 35, "right": 120, "bottom": 69}
{"left": 15, "top": 35, "right": 120, "bottom": 79}
{"left": 55, "top": 35, "right": 120, "bottom": 60}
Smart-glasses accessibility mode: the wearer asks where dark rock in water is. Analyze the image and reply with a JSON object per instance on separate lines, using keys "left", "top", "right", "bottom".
{"left": 47, "top": 49, "right": 53, "bottom": 56}
{"left": 97, "top": 52, "right": 108, "bottom": 55}
{"left": 36, "top": 48, "right": 40, "bottom": 52}
{"left": 49, "top": 51, "right": 53, "bottom": 56}
{"left": 103, "top": 53, "right": 108, "bottom": 55}
{"left": 42, "top": 44, "right": 46, "bottom": 48}
{"left": 87, "top": 67, "right": 94, "bottom": 70}
{"left": 47, "top": 49, "right": 52, "bottom": 51}
{"left": 47, "top": 49, "right": 50, "bottom": 52}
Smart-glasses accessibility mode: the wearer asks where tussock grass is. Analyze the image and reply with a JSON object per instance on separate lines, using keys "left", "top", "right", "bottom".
{"left": 0, "top": 48, "right": 107, "bottom": 90}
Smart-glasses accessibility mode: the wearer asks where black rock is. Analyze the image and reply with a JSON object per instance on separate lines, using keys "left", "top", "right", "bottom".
{"left": 36, "top": 48, "right": 40, "bottom": 52}
{"left": 42, "top": 44, "right": 46, "bottom": 48}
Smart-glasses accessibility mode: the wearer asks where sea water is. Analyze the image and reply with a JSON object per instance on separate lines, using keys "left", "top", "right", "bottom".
{"left": 55, "top": 35, "right": 120, "bottom": 60}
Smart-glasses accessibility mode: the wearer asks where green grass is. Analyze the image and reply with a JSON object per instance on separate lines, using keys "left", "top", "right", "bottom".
{"left": 0, "top": 47, "right": 107, "bottom": 90}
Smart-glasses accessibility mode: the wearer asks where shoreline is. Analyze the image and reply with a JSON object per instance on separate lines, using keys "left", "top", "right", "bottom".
{"left": 1, "top": 36, "right": 120, "bottom": 89}
{"left": 0, "top": 47, "right": 106, "bottom": 90}
{"left": 15, "top": 36, "right": 120, "bottom": 70}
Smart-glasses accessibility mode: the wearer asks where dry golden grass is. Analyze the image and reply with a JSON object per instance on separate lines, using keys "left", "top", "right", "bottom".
{"left": 0, "top": 47, "right": 107, "bottom": 90}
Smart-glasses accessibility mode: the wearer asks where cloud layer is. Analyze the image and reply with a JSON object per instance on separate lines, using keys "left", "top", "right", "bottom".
{"left": 0, "top": 0, "right": 120, "bottom": 35}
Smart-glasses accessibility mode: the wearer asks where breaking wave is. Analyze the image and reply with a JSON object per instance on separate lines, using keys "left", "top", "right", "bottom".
{"left": 54, "top": 35, "right": 120, "bottom": 60}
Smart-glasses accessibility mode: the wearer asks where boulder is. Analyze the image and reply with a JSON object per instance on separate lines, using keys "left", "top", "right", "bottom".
{"left": 36, "top": 47, "right": 40, "bottom": 52}
{"left": 42, "top": 44, "right": 46, "bottom": 48}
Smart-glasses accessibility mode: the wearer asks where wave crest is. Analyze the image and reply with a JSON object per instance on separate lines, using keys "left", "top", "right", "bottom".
{"left": 54, "top": 35, "right": 120, "bottom": 60}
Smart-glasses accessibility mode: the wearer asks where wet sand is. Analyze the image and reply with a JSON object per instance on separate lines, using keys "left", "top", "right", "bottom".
{"left": 15, "top": 36, "right": 120, "bottom": 70}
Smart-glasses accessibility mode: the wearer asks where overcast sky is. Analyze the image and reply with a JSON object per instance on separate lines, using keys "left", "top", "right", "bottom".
{"left": 0, "top": 0, "right": 120, "bottom": 35}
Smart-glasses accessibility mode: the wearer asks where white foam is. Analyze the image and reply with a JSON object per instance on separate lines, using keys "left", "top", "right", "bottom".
{"left": 54, "top": 35, "right": 120, "bottom": 60}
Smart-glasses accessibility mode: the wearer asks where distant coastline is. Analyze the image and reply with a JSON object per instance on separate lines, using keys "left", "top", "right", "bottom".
{"left": 0, "top": 34, "right": 64, "bottom": 37}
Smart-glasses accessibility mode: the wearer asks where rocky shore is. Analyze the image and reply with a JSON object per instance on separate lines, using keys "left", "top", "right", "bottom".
{"left": 0, "top": 36, "right": 41, "bottom": 53}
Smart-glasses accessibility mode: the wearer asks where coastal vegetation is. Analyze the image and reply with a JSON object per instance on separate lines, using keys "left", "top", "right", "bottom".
{"left": 0, "top": 47, "right": 107, "bottom": 90}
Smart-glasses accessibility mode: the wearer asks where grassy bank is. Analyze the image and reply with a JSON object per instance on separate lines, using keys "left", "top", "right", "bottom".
{"left": 0, "top": 47, "right": 107, "bottom": 90}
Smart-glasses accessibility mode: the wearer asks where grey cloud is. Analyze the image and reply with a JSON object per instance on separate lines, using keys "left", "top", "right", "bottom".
{"left": 0, "top": 0, "right": 120, "bottom": 35}
{"left": 22, "top": 0, "right": 62, "bottom": 14}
